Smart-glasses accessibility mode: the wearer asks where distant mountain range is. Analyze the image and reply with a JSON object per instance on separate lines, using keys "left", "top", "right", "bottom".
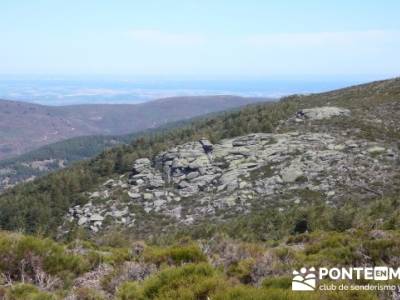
{"left": 0, "top": 95, "right": 270, "bottom": 160}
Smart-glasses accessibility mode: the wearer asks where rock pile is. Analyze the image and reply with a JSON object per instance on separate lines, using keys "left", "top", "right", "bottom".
{"left": 295, "top": 106, "right": 351, "bottom": 121}
{"left": 68, "top": 199, "right": 135, "bottom": 232}
{"left": 64, "top": 107, "right": 399, "bottom": 232}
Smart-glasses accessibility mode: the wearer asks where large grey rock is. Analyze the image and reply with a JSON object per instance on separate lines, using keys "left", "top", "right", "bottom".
{"left": 367, "top": 146, "right": 386, "bottom": 154}
{"left": 148, "top": 175, "right": 165, "bottom": 188}
{"left": 153, "top": 199, "right": 167, "bottom": 211}
{"left": 186, "top": 171, "right": 200, "bottom": 180}
{"left": 177, "top": 181, "right": 199, "bottom": 196}
{"left": 78, "top": 216, "right": 88, "bottom": 226}
{"left": 128, "top": 191, "right": 141, "bottom": 199}
{"left": 199, "top": 138, "right": 213, "bottom": 153}
{"left": 188, "top": 156, "right": 210, "bottom": 169}
{"left": 232, "top": 134, "right": 259, "bottom": 147}
{"left": 90, "top": 214, "right": 104, "bottom": 222}
{"left": 280, "top": 161, "right": 304, "bottom": 183}
{"left": 132, "top": 158, "right": 151, "bottom": 174}
{"left": 219, "top": 170, "right": 241, "bottom": 185}
{"left": 143, "top": 193, "right": 153, "bottom": 201}
{"left": 296, "top": 107, "right": 351, "bottom": 120}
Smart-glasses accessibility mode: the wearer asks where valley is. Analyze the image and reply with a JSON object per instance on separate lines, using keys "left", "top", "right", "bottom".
{"left": 0, "top": 95, "right": 267, "bottom": 160}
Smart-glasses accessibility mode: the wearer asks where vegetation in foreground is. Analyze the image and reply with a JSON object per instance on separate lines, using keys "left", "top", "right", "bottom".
{"left": 1, "top": 193, "right": 400, "bottom": 299}
{"left": 1, "top": 225, "right": 399, "bottom": 299}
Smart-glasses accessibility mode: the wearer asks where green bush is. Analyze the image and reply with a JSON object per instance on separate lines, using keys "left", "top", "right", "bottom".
{"left": 262, "top": 276, "right": 292, "bottom": 289}
{"left": 143, "top": 244, "right": 206, "bottom": 266}
{"left": 363, "top": 239, "right": 398, "bottom": 264}
{"left": 212, "top": 286, "right": 284, "bottom": 300}
{"left": 213, "top": 286, "right": 378, "bottom": 300}
{"left": 74, "top": 287, "right": 106, "bottom": 300}
{"left": 0, "top": 232, "right": 95, "bottom": 284}
{"left": 6, "top": 283, "right": 56, "bottom": 300}
{"left": 117, "top": 263, "right": 226, "bottom": 300}
{"left": 116, "top": 282, "right": 142, "bottom": 300}
{"left": 226, "top": 258, "right": 255, "bottom": 283}
{"left": 295, "top": 232, "right": 359, "bottom": 266}
{"left": 103, "top": 247, "right": 132, "bottom": 266}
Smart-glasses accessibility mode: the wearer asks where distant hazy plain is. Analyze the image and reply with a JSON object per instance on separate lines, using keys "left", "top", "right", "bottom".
{"left": 0, "top": 77, "right": 370, "bottom": 106}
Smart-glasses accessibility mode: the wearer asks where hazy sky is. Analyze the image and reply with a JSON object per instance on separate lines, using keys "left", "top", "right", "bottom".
{"left": 1, "top": 0, "right": 399, "bottom": 78}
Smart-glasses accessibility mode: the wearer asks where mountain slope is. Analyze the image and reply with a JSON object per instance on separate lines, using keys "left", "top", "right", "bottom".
{"left": 0, "top": 95, "right": 268, "bottom": 160}
{"left": 0, "top": 77, "right": 399, "bottom": 237}
{"left": 1, "top": 78, "right": 400, "bottom": 299}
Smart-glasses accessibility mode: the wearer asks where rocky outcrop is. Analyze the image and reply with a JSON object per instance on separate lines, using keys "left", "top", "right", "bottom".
{"left": 296, "top": 106, "right": 351, "bottom": 121}
{"left": 68, "top": 199, "right": 135, "bottom": 232}
{"left": 152, "top": 138, "right": 219, "bottom": 197}
{"left": 64, "top": 107, "right": 399, "bottom": 233}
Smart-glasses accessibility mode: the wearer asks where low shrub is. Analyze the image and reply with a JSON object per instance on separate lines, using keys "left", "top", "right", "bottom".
{"left": 0, "top": 231, "right": 96, "bottom": 287}
{"left": 103, "top": 247, "right": 132, "bottom": 266}
{"left": 262, "top": 276, "right": 292, "bottom": 289}
{"left": 143, "top": 243, "right": 206, "bottom": 266}
{"left": 74, "top": 287, "right": 106, "bottom": 300}
{"left": 117, "top": 263, "right": 226, "bottom": 300}
{"left": 6, "top": 283, "right": 56, "bottom": 300}
{"left": 226, "top": 258, "right": 255, "bottom": 283}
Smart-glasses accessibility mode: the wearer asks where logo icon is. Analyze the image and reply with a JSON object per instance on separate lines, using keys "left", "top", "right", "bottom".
{"left": 373, "top": 267, "right": 389, "bottom": 280}
{"left": 292, "top": 267, "right": 317, "bottom": 291}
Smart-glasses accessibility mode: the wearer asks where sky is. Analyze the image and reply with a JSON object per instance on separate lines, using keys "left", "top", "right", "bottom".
{"left": 0, "top": 0, "right": 399, "bottom": 79}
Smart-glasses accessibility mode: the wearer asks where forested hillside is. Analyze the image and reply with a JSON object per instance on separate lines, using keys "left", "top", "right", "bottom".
{"left": 0, "top": 116, "right": 205, "bottom": 192}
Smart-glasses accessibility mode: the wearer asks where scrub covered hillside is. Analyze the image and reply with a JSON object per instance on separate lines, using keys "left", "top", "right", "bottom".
{"left": 0, "top": 78, "right": 400, "bottom": 299}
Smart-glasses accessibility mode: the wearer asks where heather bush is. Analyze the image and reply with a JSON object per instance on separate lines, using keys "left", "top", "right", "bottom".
{"left": 143, "top": 243, "right": 206, "bottom": 266}
{"left": 117, "top": 263, "right": 226, "bottom": 300}
{"left": 5, "top": 283, "right": 57, "bottom": 300}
